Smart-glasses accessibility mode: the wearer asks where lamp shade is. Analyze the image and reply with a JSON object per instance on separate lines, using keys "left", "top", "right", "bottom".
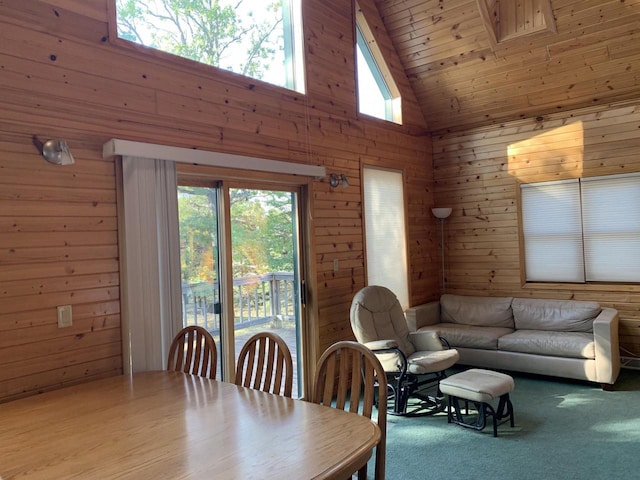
{"left": 432, "top": 207, "right": 452, "bottom": 219}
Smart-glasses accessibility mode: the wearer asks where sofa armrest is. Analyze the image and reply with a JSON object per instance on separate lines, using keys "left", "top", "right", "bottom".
{"left": 405, "top": 301, "right": 440, "bottom": 331}
{"left": 593, "top": 307, "right": 621, "bottom": 385}
{"left": 409, "top": 331, "right": 445, "bottom": 351}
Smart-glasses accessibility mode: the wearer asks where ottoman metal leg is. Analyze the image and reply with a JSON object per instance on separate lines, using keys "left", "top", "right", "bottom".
{"left": 446, "top": 393, "right": 514, "bottom": 437}
{"left": 496, "top": 393, "right": 515, "bottom": 427}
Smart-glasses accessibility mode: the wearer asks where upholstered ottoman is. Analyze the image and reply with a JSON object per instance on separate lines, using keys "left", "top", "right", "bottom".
{"left": 440, "top": 368, "right": 515, "bottom": 437}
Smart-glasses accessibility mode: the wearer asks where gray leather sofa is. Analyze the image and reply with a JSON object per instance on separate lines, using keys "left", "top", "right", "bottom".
{"left": 405, "top": 294, "right": 620, "bottom": 388}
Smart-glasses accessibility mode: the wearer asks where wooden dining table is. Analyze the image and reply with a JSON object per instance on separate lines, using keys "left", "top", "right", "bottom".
{"left": 0, "top": 371, "right": 381, "bottom": 479}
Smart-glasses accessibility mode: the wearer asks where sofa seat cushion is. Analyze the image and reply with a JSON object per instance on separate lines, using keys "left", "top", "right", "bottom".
{"left": 498, "top": 330, "right": 595, "bottom": 359}
{"left": 512, "top": 298, "right": 600, "bottom": 333}
{"left": 418, "top": 324, "right": 514, "bottom": 350}
{"left": 441, "top": 294, "right": 514, "bottom": 328}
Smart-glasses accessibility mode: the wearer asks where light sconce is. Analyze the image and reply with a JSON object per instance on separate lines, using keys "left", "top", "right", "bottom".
{"left": 329, "top": 173, "right": 349, "bottom": 188}
{"left": 32, "top": 135, "right": 75, "bottom": 165}
{"left": 432, "top": 207, "right": 452, "bottom": 292}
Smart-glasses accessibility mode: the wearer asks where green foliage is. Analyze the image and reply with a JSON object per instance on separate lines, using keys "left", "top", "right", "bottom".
{"left": 230, "top": 189, "right": 294, "bottom": 276}
{"left": 178, "top": 186, "right": 294, "bottom": 285}
{"left": 178, "top": 186, "right": 218, "bottom": 284}
{"left": 115, "top": 0, "right": 283, "bottom": 81}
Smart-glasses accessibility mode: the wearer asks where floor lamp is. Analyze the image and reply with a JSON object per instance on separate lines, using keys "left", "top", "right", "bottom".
{"left": 432, "top": 208, "right": 452, "bottom": 292}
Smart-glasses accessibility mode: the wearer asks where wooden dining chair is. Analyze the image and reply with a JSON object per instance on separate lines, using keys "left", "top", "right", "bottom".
{"left": 235, "top": 331, "right": 293, "bottom": 397}
{"left": 312, "top": 341, "right": 387, "bottom": 480}
{"left": 167, "top": 325, "right": 217, "bottom": 379}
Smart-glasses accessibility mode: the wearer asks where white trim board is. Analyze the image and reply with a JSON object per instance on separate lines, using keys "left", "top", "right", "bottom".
{"left": 103, "top": 139, "right": 326, "bottom": 179}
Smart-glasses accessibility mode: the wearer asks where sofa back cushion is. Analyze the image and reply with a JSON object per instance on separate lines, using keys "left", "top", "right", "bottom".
{"left": 512, "top": 298, "right": 601, "bottom": 332}
{"left": 440, "top": 294, "right": 514, "bottom": 328}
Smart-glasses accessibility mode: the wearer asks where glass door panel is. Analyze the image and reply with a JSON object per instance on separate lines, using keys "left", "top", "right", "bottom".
{"left": 177, "top": 185, "right": 222, "bottom": 379}
{"left": 229, "top": 188, "right": 302, "bottom": 398}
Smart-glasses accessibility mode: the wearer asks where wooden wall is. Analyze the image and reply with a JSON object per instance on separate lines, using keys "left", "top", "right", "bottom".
{"left": 0, "top": 0, "right": 437, "bottom": 401}
{"left": 433, "top": 101, "right": 640, "bottom": 357}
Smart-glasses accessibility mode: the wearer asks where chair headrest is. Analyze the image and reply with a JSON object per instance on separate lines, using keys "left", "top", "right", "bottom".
{"left": 352, "top": 285, "right": 399, "bottom": 313}
{"left": 350, "top": 285, "right": 416, "bottom": 357}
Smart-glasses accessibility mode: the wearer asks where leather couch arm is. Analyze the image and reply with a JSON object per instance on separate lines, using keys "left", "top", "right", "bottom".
{"left": 405, "top": 301, "right": 440, "bottom": 331}
{"left": 593, "top": 307, "right": 620, "bottom": 385}
{"left": 409, "top": 331, "right": 446, "bottom": 351}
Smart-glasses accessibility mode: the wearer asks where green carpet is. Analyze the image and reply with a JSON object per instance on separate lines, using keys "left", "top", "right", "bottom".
{"left": 380, "top": 368, "right": 640, "bottom": 480}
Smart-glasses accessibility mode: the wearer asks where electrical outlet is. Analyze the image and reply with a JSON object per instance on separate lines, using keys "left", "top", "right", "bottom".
{"left": 333, "top": 259, "right": 339, "bottom": 272}
{"left": 57, "top": 305, "right": 73, "bottom": 328}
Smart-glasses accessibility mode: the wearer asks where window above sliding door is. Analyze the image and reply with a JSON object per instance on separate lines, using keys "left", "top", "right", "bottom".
{"left": 112, "top": 0, "right": 305, "bottom": 93}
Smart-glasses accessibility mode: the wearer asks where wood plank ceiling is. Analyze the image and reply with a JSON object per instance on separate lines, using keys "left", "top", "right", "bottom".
{"left": 374, "top": 0, "right": 640, "bottom": 132}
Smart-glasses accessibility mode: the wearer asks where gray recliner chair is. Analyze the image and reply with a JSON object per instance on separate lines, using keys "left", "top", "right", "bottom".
{"left": 350, "top": 285, "right": 460, "bottom": 416}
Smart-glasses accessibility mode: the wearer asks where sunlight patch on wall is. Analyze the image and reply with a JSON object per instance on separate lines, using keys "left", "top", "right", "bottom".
{"left": 507, "top": 121, "right": 584, "bottom": 182}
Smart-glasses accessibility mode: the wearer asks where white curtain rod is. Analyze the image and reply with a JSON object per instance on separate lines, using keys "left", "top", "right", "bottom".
{"left": 102, "top": 139, "right": 326, "bottom": 179}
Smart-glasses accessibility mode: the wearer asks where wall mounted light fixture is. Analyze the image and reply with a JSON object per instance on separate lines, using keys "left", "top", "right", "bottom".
{"left": 329, "top": 173, "right": 349, "bottom": 188}
{"left": 432, "top": 207, "right": 452, "bottom": 292}
{"left": 32, "top": 135, "right": 75, "bottom": 165}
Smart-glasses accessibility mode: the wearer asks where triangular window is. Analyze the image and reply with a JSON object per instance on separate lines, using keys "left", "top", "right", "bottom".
{"left": 355, "top": 4, "right": 401, "bottom": 124}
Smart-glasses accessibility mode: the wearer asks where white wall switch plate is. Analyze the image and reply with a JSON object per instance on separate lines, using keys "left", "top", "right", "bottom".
{"left": 57, "top": 305, "right": 73, "bottom": 328}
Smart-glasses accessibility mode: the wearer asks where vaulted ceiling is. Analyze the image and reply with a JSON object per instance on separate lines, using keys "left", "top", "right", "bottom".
{"left": 374, "top": 0, "right": 640, "bottom": 132}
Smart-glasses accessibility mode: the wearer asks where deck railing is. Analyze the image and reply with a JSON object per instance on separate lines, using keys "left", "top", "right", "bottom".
{"left": 182, "top": 272, "right": 296, "bottom": 333}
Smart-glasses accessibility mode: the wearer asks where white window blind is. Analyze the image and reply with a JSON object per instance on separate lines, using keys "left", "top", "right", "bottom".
{"left": 363, "top": 166, "right": 409, "bottom": 309}
{"left": 521, "top": 179, "right": 585, "bottom": 282}
{"left": 521, "top": 173, "right": 640, "bottom": 284}
{"left": 581, "top": 173, "right": 640, "bottom": 282}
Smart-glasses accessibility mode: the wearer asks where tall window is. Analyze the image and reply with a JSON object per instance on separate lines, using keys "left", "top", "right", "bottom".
{"left": 363, "top": 166, "right": 409, "bottom": 309}
{"left": 355, "top": 4, "right": 401, "bottom": 124}
{"left": 114, "top": 0, "right": 305, "bottom": 93}
{"left": 520, "top": 173, "right": 640, "bottom": 283}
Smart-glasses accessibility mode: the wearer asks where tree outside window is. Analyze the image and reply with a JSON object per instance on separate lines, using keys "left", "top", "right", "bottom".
{"left": 115, "top": 0, "right": 304, "bottom": 92}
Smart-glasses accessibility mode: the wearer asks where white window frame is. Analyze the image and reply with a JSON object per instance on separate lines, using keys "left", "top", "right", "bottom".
{"left": 520, "top": 173, "right": 640, "bottom": 284}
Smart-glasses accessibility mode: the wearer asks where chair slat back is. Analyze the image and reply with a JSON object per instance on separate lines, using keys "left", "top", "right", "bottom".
{"left": 235, "top": 332, "right": 293, "bottom": 397}
{"left": 312, "top": 341, "right": 387, "bottom": 480}
{"left": 167, "top": 326, "right": 217, "bottom": 379}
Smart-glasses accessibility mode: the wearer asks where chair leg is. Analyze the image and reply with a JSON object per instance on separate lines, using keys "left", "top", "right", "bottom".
{"left": 388, "top": 372, "right": 449, "bottom": 416}
{"left": 357, "top": 464, "right": 367, "bottom": 480}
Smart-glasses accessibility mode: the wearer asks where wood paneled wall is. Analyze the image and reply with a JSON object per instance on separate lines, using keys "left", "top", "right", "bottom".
{"left": 0, "top": 0, "right": 437, "bottom": 401}
{"left": 433, "top": 101, "right": 640, "bottom": 357}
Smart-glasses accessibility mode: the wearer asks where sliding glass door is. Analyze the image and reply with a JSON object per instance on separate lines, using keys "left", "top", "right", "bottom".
{"left": 178, "top": 182, "right": 304, "bottom": 397}
{"left": 177, "top": 185, "right": 223, "bottom": 378}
